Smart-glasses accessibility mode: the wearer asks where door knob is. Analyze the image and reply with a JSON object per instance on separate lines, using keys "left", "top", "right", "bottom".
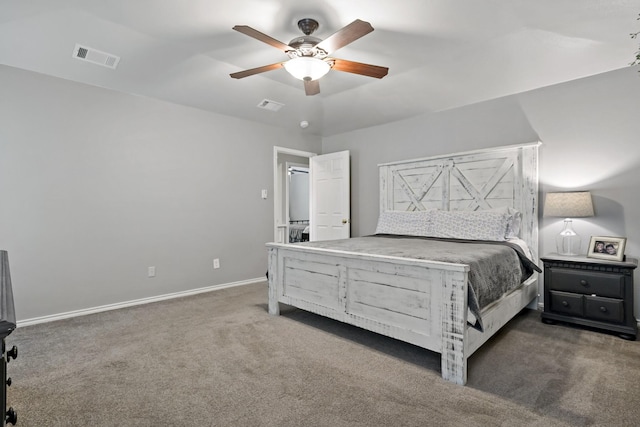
{"left": 342, "top": 219, "right": 350, "bottom": 224}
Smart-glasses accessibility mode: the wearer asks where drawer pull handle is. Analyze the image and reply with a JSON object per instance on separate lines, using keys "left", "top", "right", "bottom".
{"left": 562, "top": 301, "right": 569, "bottom": 307}
{"left": 600, "top": 306, "right": 607, "bottom": 312}
{"left": 580, "top": 280, "right": 588, "bottom": 286}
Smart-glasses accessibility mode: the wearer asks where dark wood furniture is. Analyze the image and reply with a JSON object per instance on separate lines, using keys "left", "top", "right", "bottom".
{"left": 0, "top": 251, "right": 17, "bottom": 426}
{"left": 541, "top": 254, "right": 638, "bottom": 340}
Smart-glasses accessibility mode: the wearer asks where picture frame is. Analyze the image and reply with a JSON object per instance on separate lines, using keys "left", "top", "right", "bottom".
{"left": 587, "top": 236, "right": 627, "bottom": 262}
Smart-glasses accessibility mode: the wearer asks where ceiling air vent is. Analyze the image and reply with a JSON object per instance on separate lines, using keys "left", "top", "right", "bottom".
{"left": 257, "top": 99, "right": 284, "bottom": 112}
{"left": 72, "top": 44, "right": 120, "bottom": 69}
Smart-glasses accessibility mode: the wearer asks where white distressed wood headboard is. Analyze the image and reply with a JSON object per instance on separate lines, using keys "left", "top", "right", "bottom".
{"left": 379, "top": 142, "right": 540, "bottom": 260}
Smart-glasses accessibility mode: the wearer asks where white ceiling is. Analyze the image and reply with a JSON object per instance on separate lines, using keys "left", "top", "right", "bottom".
{"left": 1, "top": 0, "right": 638, "bottom": 136}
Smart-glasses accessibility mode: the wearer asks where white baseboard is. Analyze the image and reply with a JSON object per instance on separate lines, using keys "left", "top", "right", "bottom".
{"left": 17, "top": 277, "right": 265, "bottom": 328}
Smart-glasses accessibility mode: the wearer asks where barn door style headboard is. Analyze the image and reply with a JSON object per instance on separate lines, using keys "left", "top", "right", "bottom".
{"left": 379, "top": 142, "right": 540, "bottom": 260}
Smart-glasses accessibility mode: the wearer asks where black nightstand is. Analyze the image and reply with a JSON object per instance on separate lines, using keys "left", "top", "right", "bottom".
{"left": 540, "top": 254, "right": 638, "bottom": 340}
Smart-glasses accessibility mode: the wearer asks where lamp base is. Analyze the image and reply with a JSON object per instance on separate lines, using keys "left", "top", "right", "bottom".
{"left": 556, "top": 219, "right": 581, "bottom": 256}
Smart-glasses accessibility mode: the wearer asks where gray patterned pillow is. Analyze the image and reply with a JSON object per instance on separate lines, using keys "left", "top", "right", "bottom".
{"left": 430, "top": 210, "right": 511, "bottom": 241}
{"left": 375, "top": 210, "right": 434, "bottom": 236}
{"left": 486, "top": 206, "right": 522, "bottom": 239}
{"left": 505, "top": 208, "right": 522, "bottom": 239}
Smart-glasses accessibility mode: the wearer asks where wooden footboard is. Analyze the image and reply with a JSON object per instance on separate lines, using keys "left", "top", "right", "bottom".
{"left": 267, "top": 243, "right": 537, "bottom": 385}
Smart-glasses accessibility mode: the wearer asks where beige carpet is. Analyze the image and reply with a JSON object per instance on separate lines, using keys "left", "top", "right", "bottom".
{"left": 7, "top": 282, "right": 640, "bottom": 426}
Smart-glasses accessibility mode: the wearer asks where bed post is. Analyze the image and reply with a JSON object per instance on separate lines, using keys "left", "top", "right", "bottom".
{"left": 267, "top": 247, "right": 280, "bottom": 315}
{"left": 440, "top": 269, "right": 469, "bottom": 385}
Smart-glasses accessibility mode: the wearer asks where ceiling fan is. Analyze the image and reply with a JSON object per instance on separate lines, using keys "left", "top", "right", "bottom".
{"left": 230, "top": 18, "right": 389, "bottom": 96}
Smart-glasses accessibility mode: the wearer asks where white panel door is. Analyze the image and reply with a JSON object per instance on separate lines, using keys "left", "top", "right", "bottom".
{"left": 310, "top": 150, "right": 350, "bottom": 241}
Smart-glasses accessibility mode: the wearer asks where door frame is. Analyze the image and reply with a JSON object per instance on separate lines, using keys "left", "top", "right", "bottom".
{"left": 273, "top": 146, "right": 317, "bottom": 243}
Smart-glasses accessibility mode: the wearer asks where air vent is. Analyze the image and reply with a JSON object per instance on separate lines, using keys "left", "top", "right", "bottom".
{"left": 257, "top": 99, "right": 284, "bottom": 112}
{"left": 72, "top": 44, "right": 120, "bottom": 69}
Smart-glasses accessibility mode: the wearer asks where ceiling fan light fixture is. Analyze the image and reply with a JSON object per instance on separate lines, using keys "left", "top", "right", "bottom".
{"left": 284, "top": 57, "right": 330, "bottom": 81}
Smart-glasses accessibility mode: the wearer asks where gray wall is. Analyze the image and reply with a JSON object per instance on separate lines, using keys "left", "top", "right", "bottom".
{"left": 0, "top": 65, "right": 322, "bottom": 321}
{"left": 323, "top": 66, "right": 640, "bottom": 319}
{"left": 3, "top": 61, "right": 640, "bottom": 323}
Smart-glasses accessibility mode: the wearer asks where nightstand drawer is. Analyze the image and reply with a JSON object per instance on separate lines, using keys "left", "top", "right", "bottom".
{"left": 585, "top": 296, "right": 624, "bottom": 323}
{"left": 549, "top": 291, "right": 584, "bottom": 317}
{"left": 549, "top": 268, "right": 624, "bottom": 298}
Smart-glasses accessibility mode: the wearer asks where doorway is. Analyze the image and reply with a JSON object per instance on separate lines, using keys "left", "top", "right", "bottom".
{"left": 273, "top": 147, "right": 351, "bottom": 243}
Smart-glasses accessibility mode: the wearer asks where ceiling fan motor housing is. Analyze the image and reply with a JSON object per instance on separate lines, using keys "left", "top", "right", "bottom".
{"left": 287, "top": 19, "right": 328, "bottom": 59}
{"left": 287, "top": 36, "right": 325, "bottom": 58}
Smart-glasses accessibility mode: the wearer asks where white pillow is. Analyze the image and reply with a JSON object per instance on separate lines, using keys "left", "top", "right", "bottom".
{"left": 430, "top": 210, "right": 511, "bottom": 241}
{"left": 375, "top": 210, "right": 434, "bottom": 236}
{"left": 506, "top": 208, "right": 522, "bottom": 239}
{"left": 486, "top": 206, "right": 522, "bottom": 239}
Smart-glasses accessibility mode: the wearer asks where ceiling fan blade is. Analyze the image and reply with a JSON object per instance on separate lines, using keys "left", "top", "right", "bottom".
{"left": 315, "top": 19, "right": 374, "bottom": 54}
{"left": 230, "top": 62, "right": 285, "bottom": 79}
{"left": 330, "top": 59, "right": 388, "bottom": 79}
{"left": 232, "top": 25, "right": 293, "bottom": 51}
{"left": 304, "top": 79, "right": 320, "bottom": 96}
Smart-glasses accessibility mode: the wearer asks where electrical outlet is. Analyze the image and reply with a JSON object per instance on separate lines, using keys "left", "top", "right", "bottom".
{"left": 148, "top": 266, "right": 156, "bottom": 277}
{"left": 213, "top": 258, "right": 220, "bottom": 269}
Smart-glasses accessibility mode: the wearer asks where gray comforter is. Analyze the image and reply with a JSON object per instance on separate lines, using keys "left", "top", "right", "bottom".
{"left": 296, "top": 235, "right": 540, "bottom": 332}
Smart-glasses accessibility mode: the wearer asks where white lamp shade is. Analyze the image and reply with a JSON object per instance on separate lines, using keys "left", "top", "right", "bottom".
{"left": 284, "top": 57, "right": 331, "bottom": 81}
{"left": 543, "top": 192, "right": 594, "bottom": 218}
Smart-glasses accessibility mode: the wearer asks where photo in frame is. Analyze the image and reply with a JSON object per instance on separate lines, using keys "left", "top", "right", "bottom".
{"left": 587, "top": 236, "right": 627, "bottom": 262}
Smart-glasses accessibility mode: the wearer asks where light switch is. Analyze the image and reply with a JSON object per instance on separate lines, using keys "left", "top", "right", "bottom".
{"left": 261, "top": 189, "right": 268, "bottom": 199}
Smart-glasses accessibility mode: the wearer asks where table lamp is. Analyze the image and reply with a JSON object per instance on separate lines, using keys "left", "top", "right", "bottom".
{"left": 543, "top": 191, "right": 594, "bottom": 256}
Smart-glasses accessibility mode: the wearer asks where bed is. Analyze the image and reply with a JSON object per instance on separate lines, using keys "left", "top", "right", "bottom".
{"left": 266, "top": 143, "right": 540, "bottom": 385}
